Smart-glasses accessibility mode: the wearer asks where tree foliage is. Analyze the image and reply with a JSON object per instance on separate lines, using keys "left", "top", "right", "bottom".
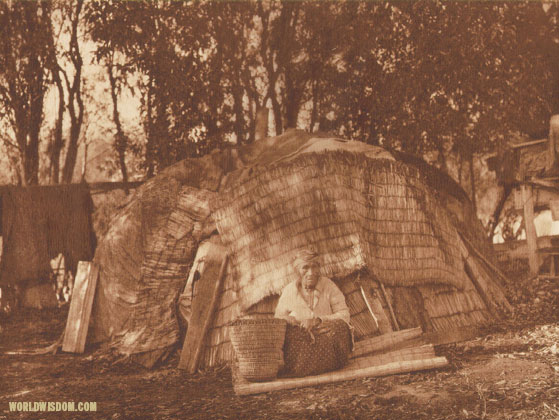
{"left": 1, "top": 0, "right": 559, "bottom": 197}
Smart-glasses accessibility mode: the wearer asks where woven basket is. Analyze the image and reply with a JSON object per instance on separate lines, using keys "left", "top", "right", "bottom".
{"left": 229, "top": 318, "right": 287, "bottom": 382}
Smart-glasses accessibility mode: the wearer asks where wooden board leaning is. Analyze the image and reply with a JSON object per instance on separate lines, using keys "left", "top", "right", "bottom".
{"left": 62, "top": 261, "right": 99, "bottom": 353}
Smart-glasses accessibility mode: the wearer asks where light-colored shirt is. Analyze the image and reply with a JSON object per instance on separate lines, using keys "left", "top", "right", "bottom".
{"left": 274, "top": 277, "right": 350, "bottom": 325}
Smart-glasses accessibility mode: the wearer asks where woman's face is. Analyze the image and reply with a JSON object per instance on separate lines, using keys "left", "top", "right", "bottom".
{"left": 297, "top": 262, "right": 319, "bottom": 290}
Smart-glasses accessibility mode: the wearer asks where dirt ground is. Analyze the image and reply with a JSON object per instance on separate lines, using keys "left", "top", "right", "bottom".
{"left": 1, "top": 275, "right": 559, "bottom": 420}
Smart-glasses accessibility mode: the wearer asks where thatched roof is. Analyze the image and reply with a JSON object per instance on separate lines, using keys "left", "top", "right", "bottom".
{"left": 214, "top": 152, "right": 467, "bottom": 310}
{"left": 89, "top": 130, "right": 509, "bottom": 367}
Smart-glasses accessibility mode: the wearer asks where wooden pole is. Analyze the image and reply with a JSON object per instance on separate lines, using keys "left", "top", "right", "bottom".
{"left": 234, "top": 356, "right": 448, "bottom": 396}
{"left": 379, "top": 282, "right": 400, "bottom": 331}
{"left": 351, "top": 327, "right": 422, "bottom": 359}
{"left": 547, "top": 114, "right": 559, "bottom": 171}
{"left": 360, "top": 285, "right": 379, "bottom": 329}
{"left": 521, "top": 184, "right": 540, "bottom": 275}
{"left": 458, "top": 232, "right": 509, "bottom": 285}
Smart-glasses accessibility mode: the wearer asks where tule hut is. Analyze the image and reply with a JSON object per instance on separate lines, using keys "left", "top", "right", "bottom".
{"left": 89, "top": 130, "right": 510, "bottom": 368}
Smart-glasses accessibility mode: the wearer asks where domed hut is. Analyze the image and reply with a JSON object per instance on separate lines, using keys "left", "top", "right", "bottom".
{"left": 89, "top": 130, "right": 510, "bottom": 368}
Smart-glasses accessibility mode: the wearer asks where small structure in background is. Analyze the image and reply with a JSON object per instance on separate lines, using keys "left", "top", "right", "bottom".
{"left": 490, "top": 114, "right": 559, "bottom": 276}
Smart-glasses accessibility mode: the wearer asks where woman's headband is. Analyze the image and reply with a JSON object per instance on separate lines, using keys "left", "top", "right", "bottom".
{"left": 293, "top": 249, "right": 318, "bottom": 270}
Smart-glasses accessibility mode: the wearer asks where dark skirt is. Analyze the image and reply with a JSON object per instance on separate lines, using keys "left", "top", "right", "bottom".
{"left": 281, "top": 319, "right": 352, "bottom": 377}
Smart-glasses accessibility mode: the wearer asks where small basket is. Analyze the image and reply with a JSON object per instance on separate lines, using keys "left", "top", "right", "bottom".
{"left": 229, "top": 318, "right": 287, "bottom": 382}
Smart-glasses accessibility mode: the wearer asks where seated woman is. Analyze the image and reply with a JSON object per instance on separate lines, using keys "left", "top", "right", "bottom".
{"left": 274, "top": 249, "right": 352, "bottom": 377}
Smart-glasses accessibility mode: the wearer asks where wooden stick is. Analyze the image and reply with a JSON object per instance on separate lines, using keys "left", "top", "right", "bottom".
{"left": 0, "top": 181, "right": 145, "bottom": 195}
{"left": 521, "top": 184, "right": 540, "bottom": 275}
{"left": 351, "top": 327, "right": 422, "bottom": 359}
{"left": 537, "top": 274, "right": 559, "bottom": 280}
{"left": 360, "top": 285, "right": 379, "bottom": 329}
{"left": 234, "top": 356, "right": 448, "bottom": 395}
{"left": 458, "top": 232, "right": 509, "bottom": 285}
{"left": 464, "top": 253, "right": 513, "bottom": 316}
{"left": 378, "top": 281, "right": 399, "bottom": 331}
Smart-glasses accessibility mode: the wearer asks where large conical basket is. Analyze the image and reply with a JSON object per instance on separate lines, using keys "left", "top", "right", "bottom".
{"left": 229, "top": 318, "right": 287, "bottom": 382}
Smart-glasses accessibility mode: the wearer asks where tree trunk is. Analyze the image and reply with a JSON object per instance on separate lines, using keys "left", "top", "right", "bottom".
{"left": 457, "top": 155, "right": 463, "bottom": 186}
{"left": 486, "top": 185, "right": 512, "bottom": 241}
{"left": 144, "top": 77, "right": 156, "bottom": 178}
{"left": 154, "top": 84, "right": 171, "bottom": 169}
{"left": 283, "top": 72, "right": 301, "bottom": 130}
{"left": 279, "top": 6, "right": 301, "bottom": 131}
{"left": 50, "top": 69, "right": 65, "bottom": 185}
{"left": 44, "top": 1, "right": 64, "bottom": 185}
{"left": 309, "top": 80, "right": 320, "bottom": 133}
{"left": 107, "top": 62, "right": 129, "bottom": 195}
{"left": 232, "top": 82, "right": 246, "bottom": 144}
{"left": 15, "top": 129, "right": 28, "bottom": 187}
{"left": 61, "top": 0, "right": 84, "bottom": 184}
{"left": 269, "top": 90, "right": 283, "bottom": 136}
{"left": 435, "top": 141, "right": 448, "bottom": 175}
{"left": 469, "top": 152, "right": 477, "bottom": 216}
{"left": 25, "top": 53, "right": 44, "bottom": 186}
{"left": 257, "top": 2, "right": 282, "bottom": 135}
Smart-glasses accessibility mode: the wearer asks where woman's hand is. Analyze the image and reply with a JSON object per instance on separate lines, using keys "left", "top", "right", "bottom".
{"left": 313, "top": 322, "right": 333, "bottom": 335}
{"left": 299, "top": 317, "right": 321, "bottom": 331}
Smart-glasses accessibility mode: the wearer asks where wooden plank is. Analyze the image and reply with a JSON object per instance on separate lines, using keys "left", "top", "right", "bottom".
{"left": 548, "top": 115, "right": 559, "bottom": 171}
{"left": 178, "top": 239, "right": 222, "bottom": 326}
{"left": 521, "top": 184, "right": 540, "bottom": 274}
{"left": 178, "top": 245, "right": 227, "bottom": 373}
{"left": 511, "top": 138, "right": 547, "bottom": 150}
{"left": 0, "top": 181, "right": 144, "bottom": 195}
{"left": 348, "top": 345, "right": 435, "bottom": 370}
{"left": 493, "top": 235, "right": 553, "bottom": 259}
{"left": 420, "top": 325, "right": 480, "bottom": 346}
{"left": 88, "top": 181, "right": 144, "bottom": 192}
{"left": 351, "top": 327, "right": 422, "bottom": 359}
{"left": 513, "top": 186, "right": 559, "bottom": 212}
{"left": 62, "top": 261, "right": 99, "bottom": 353}
{"left": 485, "top": 139, "right": 546, "bottom": 160}
{"left": 234, "top": 356, "right": 448, "bottom": 396}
